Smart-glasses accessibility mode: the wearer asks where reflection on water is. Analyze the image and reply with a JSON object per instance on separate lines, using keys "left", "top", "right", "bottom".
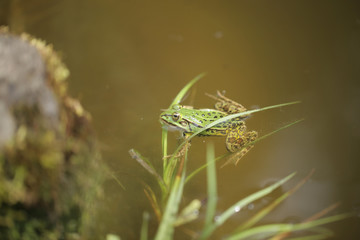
{"left": 2, "top": 0, "right": 360, "bottom": 239}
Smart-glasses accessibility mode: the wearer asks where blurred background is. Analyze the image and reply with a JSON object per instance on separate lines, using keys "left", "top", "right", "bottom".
{"left": 1, "top": 0, "right": 360, "bottom": 239}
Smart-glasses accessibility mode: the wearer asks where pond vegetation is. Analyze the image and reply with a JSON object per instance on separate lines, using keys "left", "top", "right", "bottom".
{"left": 127, "top": 74, "right": 351, "bottom": 240}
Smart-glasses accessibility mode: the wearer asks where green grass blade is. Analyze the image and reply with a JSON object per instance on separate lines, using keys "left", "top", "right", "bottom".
{"left": 186, "top": 153, "right": 229, "bottom": 184}
{"left": 226, "top": 224, "right": 296, "bottom": 240}
{"left": 187, "top": 118, "right": 303, "bottom": 182}
{"left": 163, "top": 140, "right": 191, "bottom": 189}
{"left": 154, "top": 174, "right": 185, "bottom": 240}
{"left": 189, "top": 101, "right": 301, "bottom": 141}
{"left": 169, "top": 72, "right": 206, "bottom": 107}
{"left": 199, "top": 172, "right": 296, "bottom": 239}
{"left": 204, "top": 142, "right": 217, "bottom": 228}
{"left": 270, "top": 202, "right": 340, "bottom": 240}
{"left": 164, "top": 156, "right": 178, "bottom": 187}
{"left": 162, "top": 73, "right": 205, "bottom": 184}
{"left": 170, "top": 101, "right": 301, "bottom": 161}
{"left": 221, "top": 119, "right": 303, "bottom": 167}
{"left": 140, "top": 212, "right": 150, "bottom": 240}
{"left": 107, "top": 170, "right": 126, "bottom": 190}
{"left": 154, "top": 155, "right": 188, "bottom": 240}
{"left": 162, "top": 128, "right": 168, "bottom": 167}
{"left": 289, "top": 235, "right": 329, "bottom": 240}
{"left": 239, "top": 192, "right": 290, "bottom": 233}
{"left": 226, "top": 213, "right": 350, "bottom": 240}
{"left": 106, "top": 234, "right": 121, "bottom": 240}
{"left": 174, "top": 199, "right": 202, "bottom": 226}
{"left": 129, "top": 149, "right": 167, "bottom": 192}
{"left": 235, "top": 169, "right": 314, "bottom": 233}
{"left": 143, "top": 184, "right": 162, "bottom": 222}
{"left": 217, "top": 172, "right": 296, "bottom": 226}
{"left": 161, "top": 128, "right": 168, "bottom": 158}
{"left": 287, "top": 227, "right": 333, "bottom": 240}
{"left": 286, "top": 226, "right": 333, "bottom": 240}
{"left": 252, "top": 119, "right": 304, "bottom": 145}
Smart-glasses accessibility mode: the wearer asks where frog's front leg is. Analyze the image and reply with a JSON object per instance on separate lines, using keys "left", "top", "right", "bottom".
{"left": 225, "top": 121, "right": 258, "bottom": 164}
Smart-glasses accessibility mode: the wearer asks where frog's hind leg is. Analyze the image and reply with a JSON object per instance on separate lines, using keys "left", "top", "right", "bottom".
{"left": 225, "top": 123, "right": 257, "bottom": 152}
{"left": 181, "top": 105, "right": 194, "bottom": 109}
{"left": 225, "top": 122, "right": 258, "bottom": 165}
{"left": 206, "top": 90, "right": 247, "bottom": 114}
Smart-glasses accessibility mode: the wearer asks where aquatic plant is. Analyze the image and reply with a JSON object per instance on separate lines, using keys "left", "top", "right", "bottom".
{"left": 129, "top": 74, "right": 350, "bottom": 240}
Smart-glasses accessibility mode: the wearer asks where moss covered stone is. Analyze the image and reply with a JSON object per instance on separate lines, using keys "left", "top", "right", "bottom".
{"left": 0, "top": 27, "right": 104, "bottom": 240}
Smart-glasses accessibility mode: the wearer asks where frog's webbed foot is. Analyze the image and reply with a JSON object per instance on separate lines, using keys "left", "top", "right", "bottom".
{"left": 225, "top": 122, "right": 258, "bottom": 165}
{"left": 206, "top": 90, "right": 247, "bottom": 114}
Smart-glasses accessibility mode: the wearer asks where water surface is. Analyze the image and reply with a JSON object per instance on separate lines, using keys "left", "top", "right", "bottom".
{"left": 5, "top": 1, "right": 360, "bottom": 239}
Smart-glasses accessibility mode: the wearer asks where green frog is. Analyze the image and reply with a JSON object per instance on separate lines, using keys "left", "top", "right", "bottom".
{"left": 160, "top": 91, "right": 258, "bottom": 159}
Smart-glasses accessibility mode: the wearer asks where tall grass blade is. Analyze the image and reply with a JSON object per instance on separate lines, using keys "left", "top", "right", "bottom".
{"left": 187, "top": 118, "right": 303, "bottom": 182}
{"left": 129, "top": 149, "right": 166, "bottom": 192}
{"left": 107, "top": 170, "right": 126, "bottom": 190}
{"left": 143, "top": 184, "right": 162, "bottom": 222}
{"left": 174, "top": 199, "right": 202, "bottom": 226}
{"left": 186, "top": 153, "right": 229, "bottom": 184}
{"left": 270, "top": 202, "right": 341, "bottom": 240}
{"left": 140, "top": 212, "right": 150, "bottom": 240}
{"left": 162, "top": 128, "right": 168, "bottom": 168}
{"left": 154, "top": 150, "right": 189, "bottom": 240}
{"left": 154, "top": 172, "right": 186, "bottom": 240}
{"left": 222, "top": 119, "right": 303, "bottom": 167}
{"left": 164, "top": 140, "right": 191, "bottom": 189}
{"left": 290, "top": 235, "right": 329, "bottom": 240}
{"left": 217, "top": 172, "right": 296, "bottom": 227}
{"left": 225, "top": 213, "right": 350, "bottom": 240}
{"left": 191, "top": 101, "right": 301, "bottom": 140}
{"left": 171, "top": 101, "right": 301, "bottom": 160}
{"left": 235, "top": 169, "right": 315, "bottom": 233}
{"left": 199, "top": 172, "right": 296, "bottom": 239}
{"left": 204, "top": 142, "right": 217, "bottom": 228}
{"left": 106, "top": 234, "right": 121, "bottom": 240}
{"left": 287, "top": 227, "right": 333, "bottom": 240}
{"left": 169, "top": 72, "right": 206, "bottom": 107}
{"left": 252, "top": 119, "right": 304, "bottom": 145}
{"left": 163, "top": 156, "right": 178, "bottom": 187}
{"left": 162, "top": 73, "right": 206, "bottom": 184}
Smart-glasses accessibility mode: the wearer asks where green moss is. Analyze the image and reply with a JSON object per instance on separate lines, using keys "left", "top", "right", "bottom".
{"left": 0, "top": 27, "right": 104, "bottom": 239}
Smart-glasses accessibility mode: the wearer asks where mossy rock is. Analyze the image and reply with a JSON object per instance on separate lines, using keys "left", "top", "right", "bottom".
{"left": 0, "top": 27, "right": 104, "bottom": 240}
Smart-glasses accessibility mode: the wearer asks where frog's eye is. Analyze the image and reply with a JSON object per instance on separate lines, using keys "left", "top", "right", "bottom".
{"left": 172, "top": 112, "right": 180, "bottom": 121}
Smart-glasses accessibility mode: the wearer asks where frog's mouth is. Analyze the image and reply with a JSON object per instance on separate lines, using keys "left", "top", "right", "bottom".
{"left": 159, "top": 118, "right": 187, "bottom": 132}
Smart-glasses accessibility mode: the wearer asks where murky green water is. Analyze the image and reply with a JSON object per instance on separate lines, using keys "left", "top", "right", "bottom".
{"left": 3, "top": 0, "right": 360, "bottom": 239}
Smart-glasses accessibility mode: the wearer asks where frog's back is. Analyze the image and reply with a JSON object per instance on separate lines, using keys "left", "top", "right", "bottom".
{"left": 188, "top": 108, "right": 229, "bottom": 136}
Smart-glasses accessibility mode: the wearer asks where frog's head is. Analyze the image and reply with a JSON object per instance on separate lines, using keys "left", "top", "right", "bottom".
{"left": 159, "top": 104, "right": 191, "bottom": 132}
